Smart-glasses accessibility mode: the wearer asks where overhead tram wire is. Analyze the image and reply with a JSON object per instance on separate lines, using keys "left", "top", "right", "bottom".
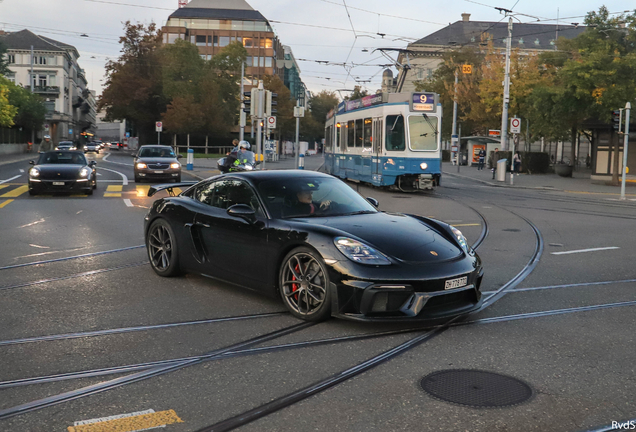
{"left": 316, "top": 0, "right": 445, "bottom": 26}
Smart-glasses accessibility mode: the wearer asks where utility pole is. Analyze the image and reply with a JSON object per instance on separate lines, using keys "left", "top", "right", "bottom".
{"left": 500, "top": 17, "right": 513, "bottom": 151}
{"left": 239, "top": 62, "right": 245, "bottom": 141}
{"left": 451, "top": 69, "right": 459, "bottom": 161}
{"left": 30, "top": 45, "right": 35, "bottom": 148}
{"left": 620, "top": 102, "right": 631, "bottom": 200}
{"left": 295, "top": 102, "right": 301, "bottom": 169}
{"left": 256, "top": 80, "right": 264, "bottom": 167}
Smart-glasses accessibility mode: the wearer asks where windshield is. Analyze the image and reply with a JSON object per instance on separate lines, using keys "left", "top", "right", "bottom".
{"left": 258, "top": 176, "right": 378, "bottom": 219}
{"left": 408, "top": 115, "right": 438, "bottom": 151}
{"left": 139, "top": 147, "right": 176, "bottom": 158}
{"left": 38, "top": 152, "right": 87, "bottom": 165}
{"left": 237, "top": 149, "right": 255, "bottom": 164}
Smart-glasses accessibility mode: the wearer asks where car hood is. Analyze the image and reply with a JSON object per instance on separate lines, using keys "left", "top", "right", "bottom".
{"left": 35, "top": 164, "right": 87, "bottom": 179}
{"left": 136, "top": 157, "right": 179, "bottom": 164}
{"left": 294, "top": 212, "right": 462, "bottom": 263}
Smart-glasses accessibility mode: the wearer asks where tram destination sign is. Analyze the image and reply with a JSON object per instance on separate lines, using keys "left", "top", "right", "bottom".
{"left": 410, "top": 93, "right": 437, "bottom": 113}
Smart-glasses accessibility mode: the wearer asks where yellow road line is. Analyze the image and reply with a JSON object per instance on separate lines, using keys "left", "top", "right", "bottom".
{"left": 452, "top": 223, "right": 481, "bottom": 227}
{"left": 106, "top": 185, "right": 123, "bottom": 192}
{"left": 104, "top": 193, "right": 121, "bottom": 197}
{"left": 0, "top": 185, "right": 29, "bottom": 198}
{"left": 0, "top": 185, "right": 9, "bottom": 191}
{"left": 67, "top": 409, "right": 183, "bottom": 432}
{"left": 0, "top": 199, "right": 14, "bottom": 208}
{"left": 135, "top": 185, "right": 150, "bottom": 197}
{"left": 564, "top": 190, "right": 636, "bottom": 197}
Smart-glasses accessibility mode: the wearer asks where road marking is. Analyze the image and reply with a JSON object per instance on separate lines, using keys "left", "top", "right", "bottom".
{"left": 101, "top": 152, "right": 133, "bottom": 167}
{"left": 123, "top": 199, "right": 133, "bottom": 207}
{"left": 452, "top": 223, "right": 480, "bottom": 227}
{"left": 551, "top": 247, "right": 620, "bottom": 255}
{"left": 0, "top": 185, "right": 28, "bottom": 198}
{"left": 104, "top": 184, "right": 122, "bottom": 198}
{"left": 98, "top": 166, "right": 128, "bottom": 185}
{"left": 19, "top": 169, "right": 24, "bottom": 173}
{"left": 0, "top": 199, "right": 14, "bottom": 208}
{"left": 0, "top": 175, "right": 21, "bottom": 184}
{"left": 136, "top": 185, "right": 150, "bottom": 197}
{"left": 0, "top": 185, "right": 8, "bottom": 191}
{"left": 68, "top": 409, "right": 183, "bottom": 432}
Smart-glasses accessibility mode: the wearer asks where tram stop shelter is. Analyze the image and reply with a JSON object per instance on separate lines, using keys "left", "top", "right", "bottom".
{"left": 458, "top": 136, "right": 501, "bottom": 166}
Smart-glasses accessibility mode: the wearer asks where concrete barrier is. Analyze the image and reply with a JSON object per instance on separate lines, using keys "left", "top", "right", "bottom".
{"left": 0, "top": 143, "right": 30, "bottom": 155}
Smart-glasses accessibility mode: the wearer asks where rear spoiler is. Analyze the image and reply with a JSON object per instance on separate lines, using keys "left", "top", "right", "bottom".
{"left": 148, "top": 182, "right": 197, "bottom": 197}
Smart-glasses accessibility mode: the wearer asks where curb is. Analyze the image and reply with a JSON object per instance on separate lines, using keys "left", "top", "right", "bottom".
{"left": 0, "top": 154, "right": 38, "bottom": 167}
{"left": 443, "top": 170, "right": 562, "bottom": 191}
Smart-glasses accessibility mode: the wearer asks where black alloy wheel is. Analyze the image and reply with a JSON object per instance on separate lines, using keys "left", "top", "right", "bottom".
{"left": 279, "top": 247, "right": 331, "bottom": 321}
{"left": 147, "top": 219, "right": 180, "bottom": 277}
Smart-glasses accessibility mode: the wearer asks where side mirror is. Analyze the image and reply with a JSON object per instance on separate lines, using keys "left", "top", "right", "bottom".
{"left": 89, "top": 161, "right": 97, "bottom": 167}
{"left": 29, "top": 160, "right": 35, "bottom": 165}
{"left": 177, "top": 154, "right": 183, "bottom": 159}
{"left": 366, "top": 197, "right": 379, "bottom": 208}
{"left": 131, "top": 154, "right": 137, "bottom": 157}
{"left": 227, "top": 204, "right": 256, "bottom": 223}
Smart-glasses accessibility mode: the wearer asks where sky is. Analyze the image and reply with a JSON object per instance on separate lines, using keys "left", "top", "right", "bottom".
{"left": 0, "top": 0, "right": 632, "bottom": 98}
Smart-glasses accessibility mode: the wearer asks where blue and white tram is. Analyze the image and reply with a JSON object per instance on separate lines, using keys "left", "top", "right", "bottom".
{"left": 324, "top": 92, "right": 442, "bottom": 191}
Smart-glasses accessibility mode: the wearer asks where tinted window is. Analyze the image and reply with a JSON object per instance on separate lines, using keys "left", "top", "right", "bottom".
{"left": 199, "top": 179, "right": 262, "bottom": 214}
{"left": 38, "top": 152, "right": 86, "bottom": 165}
{"left": 347, "top": 120, "right": 354, "bottom": 147}
{"left": 385, "top": 115, "right": 405, "bottom": 151}
{"left": 355, "top": 119, "right": 363, "bottom": 147}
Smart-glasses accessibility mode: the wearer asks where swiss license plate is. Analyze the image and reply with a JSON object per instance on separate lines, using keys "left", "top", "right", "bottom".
{"left": 52, "top": 182, "right": 65, "bottom": 186}
{"left": 445, "top": 276, "right": 468, "bottom": 290}
{"left": 154, "top": 170, "right": 164, "bottom": 174}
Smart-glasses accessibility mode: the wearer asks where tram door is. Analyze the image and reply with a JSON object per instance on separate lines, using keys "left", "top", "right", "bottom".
{"left": 372, "top": 117, "right": 383, "bottom": 180}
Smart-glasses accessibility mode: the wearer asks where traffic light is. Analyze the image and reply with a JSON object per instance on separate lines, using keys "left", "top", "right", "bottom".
{"left": 243, "top": 88, "right": 258, "bottom": 116}
{"left": 612, "top": 109, "right": 621, "bottom": 131}
{"left": 265, "top": 91, "right": 278, "bottom": 117}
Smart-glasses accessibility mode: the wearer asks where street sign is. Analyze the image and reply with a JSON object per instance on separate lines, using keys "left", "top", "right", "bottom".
{"left": 68, "top": 129, "right": 73, "bottom": 134}
{"left": 489, "top": 130, "right": 501, "bottom": 137}
{"left": 155, "top": 122, "right": 163, "bottom": 132}
{"left": 126, "top": 132, "right": 130, "bottom": 138}
{"left": 267, "top": 116, "right": 277, "bottom": 129}
{"left": 44, "top": 124, "right": 49, "bottom": 131}
{"left": 451, "top": 146, "right": 458, "bottom": 152}
{"left": 293, "top": 107, "right": 305, "bottom": 118}
{"left": 462, "top": 64, "right": 472, "bottom": 74}
{"left": 510, "top": 117, "right": 521, "bottom": 134}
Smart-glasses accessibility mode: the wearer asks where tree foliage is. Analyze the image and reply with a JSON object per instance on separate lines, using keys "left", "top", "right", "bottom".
{"left": 0, "top": 78, "right": 17, "bottom": 127}
{"left": 0, "top": 40, "right": 10, "bottom": 77}
{"left": 301, "top": 90, "right": 339, "bottom": 142}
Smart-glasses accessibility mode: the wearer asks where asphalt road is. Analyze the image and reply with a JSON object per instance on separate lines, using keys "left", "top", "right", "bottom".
{"left": 0, "top": 150, "right": 635, "bottom": 432}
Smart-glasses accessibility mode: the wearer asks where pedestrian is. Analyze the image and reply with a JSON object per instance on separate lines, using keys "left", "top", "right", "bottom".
{"left": 513, "top": 151, "right": 522, "bottom": 174}
{"left": 226, "top": 139, "right": 239, "bottom": 156}
{"left": 491, "top": 148, "right": 500, "bottom": 179}
{"left": 477, "top": 148, "right": 486, "bottom": 170}
{"left": 39, "top": 135, "right": 53, "bottom": 152}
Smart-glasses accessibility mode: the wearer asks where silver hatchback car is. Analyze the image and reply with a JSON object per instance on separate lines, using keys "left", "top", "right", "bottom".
{"left": 133, "top": 145, "right": 182, "bottom": 183}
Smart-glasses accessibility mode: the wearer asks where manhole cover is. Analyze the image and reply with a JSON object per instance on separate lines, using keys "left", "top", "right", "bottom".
{"left": 420, "top": 369, "right": 532, "bottom": 408}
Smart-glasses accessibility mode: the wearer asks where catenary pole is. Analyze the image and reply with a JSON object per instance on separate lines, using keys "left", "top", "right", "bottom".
{"left": 256, "top": 81, "right": 264, "bottom": 168}
{"left": 451, "top": 69, "right": 458, "bottom": 156}
{"left": 500, "top": 17, "right": 513, "bottom": 151}
{"left": 30, "top": 45, "right": 35, "bottom": 148}
{"left": 239, "top": 62, "right": 245, "bottom": 141}
{"left": 620, "top": 102, "right": 631, "bottom": 200}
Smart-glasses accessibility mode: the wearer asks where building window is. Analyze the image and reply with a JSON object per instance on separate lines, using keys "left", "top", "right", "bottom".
{"left": 265, "top": 57, "right": 272, "bottom": 67}
{"left": 7, "top": 75, "right": 15, "bottom": 83}
{"left": 167, "top": 33, "right": 180, "bottom": 44}
{"left": 417, "top": 69, "right": 424, "bottom": 79}
{"left": 246, "top": 56, "right": 253, "bottom": 66}
{"left": 196, "top": 35, "right": 206, "bottom": 46}
{"left": 243, "top": 38, "right": 253, "bottom": 48}
{"left": 220, "top": 36, "right": 229, "bottom": 47}
{"left": 7, "top": 54, "right": 15, "bottom": 63}
{"left": 259, "top": 56, "right": 265, "bottom": 67}
{"left": 213, "top": 36, "right": 219, "bottom": 46}
{"left": 219, "top": 20, "right": 231, "bottom": 30}
{"left": 534, "top": 39, "right": 540, "bottom": 45}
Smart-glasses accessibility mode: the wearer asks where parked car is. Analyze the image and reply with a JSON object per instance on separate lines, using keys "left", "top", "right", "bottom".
{"left": 144, "top": 171, "right": 484, "bottom": 322}
{"left": 28, "top": 151, "right": 97, "bottom": 196}
{"left": 134, "top": 145, "right": 182, "bottom": 183}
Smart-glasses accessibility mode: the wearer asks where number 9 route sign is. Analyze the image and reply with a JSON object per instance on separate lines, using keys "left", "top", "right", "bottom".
{"left": 410, "top": 93, "right": 437, "bottom": 112}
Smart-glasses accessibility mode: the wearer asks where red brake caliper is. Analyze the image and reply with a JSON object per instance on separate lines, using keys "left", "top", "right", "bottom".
{"left": 291, "top": 263, "right": 300, "bottom": 300}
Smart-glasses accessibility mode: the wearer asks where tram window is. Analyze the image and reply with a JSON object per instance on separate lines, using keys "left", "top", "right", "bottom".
{"left": 336, "top": 124, "right": 342, "bottom": 149}
{"left": 363, "top": 118, "right": 372, "bottom": 147}
{"left": 355, "top": 119, "right": 363, "bottom": 147}
{"left": 409, "top": 116, "right": 437, "bottom": 150}
{"left": 347, "top": 121, "right": 355, "bottom": 147}
{"left": 325, "top": 126, "right": 332, "bottom": 152}
{"left": 385, "top": 115, "right": 405, "bottom": 151}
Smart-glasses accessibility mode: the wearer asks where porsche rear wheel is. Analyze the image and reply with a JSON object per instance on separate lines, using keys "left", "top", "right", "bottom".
{"left": 147, "top": 219, "right": 180, "bottom": 277}
{"left": 279, "top": 247, "right": 331, "bottom": 321}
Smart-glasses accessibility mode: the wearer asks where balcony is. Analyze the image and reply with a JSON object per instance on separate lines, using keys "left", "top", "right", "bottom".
{"left": 26, "top": 86, "right": 60, "bottom": 96}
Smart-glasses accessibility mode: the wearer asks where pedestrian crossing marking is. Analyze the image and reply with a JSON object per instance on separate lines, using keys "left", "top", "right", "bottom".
{"left": 0, "top": 185, "right": 28, "bottom": 198}
{"left": 0, "top": 185, "right": 9, "bottom": 191}
{"left": 105, "top": 185, "right": 122, "bottom": 197}
{"left": 0, "top": 199, "right": 14, "bottom": 208}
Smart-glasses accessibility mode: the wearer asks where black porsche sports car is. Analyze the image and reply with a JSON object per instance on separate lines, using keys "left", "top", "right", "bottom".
{"left": 28, "top": 151, "right": 97, "bottom": 196}
{"left": 144, "top": 171, "right": 483, "bottom": 322}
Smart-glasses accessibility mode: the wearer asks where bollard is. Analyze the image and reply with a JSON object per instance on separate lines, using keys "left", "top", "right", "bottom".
{"left": 187, "top": 148, "right": 194, "bottom": 171}
{"left": 298, "top": 153, "right": 305, "bottom": 169}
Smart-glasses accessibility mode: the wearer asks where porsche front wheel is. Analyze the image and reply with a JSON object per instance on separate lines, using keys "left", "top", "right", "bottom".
{"left": 147, "top": 219, "right": 180, "bottom": 277}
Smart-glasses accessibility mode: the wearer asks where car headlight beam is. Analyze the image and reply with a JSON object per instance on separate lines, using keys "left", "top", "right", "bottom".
{"left": 334, "top": 237, "right": 391, "bottom": 266}
{"left": 170, "top": 163, "right": 180, "bottom": 169}
{"left": 79, "top": 168, "right": 90, "bottom": 177}
{"left": 29, "top": 168, "right": 40, "bottom": 177}
{"left": 137, "top": 163, "right": 147, "bottom": 169}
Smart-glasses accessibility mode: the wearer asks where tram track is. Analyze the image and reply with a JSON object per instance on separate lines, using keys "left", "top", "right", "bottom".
{"left": 3, "top": 299, "right": 635, "bottom": 393}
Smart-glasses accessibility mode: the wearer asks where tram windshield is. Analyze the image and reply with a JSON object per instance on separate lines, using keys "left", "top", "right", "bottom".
{"left": 408, "top": 116, "right": 438, "bottom": 151}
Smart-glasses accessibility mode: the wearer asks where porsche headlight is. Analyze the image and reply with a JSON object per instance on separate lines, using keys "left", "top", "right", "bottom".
{"left": 79, "top": 168, "right": 90, "bottom": 177}
{"left": 420, "top": 162, "right": 428, "bottom": 170}
{"left": 137, "top": 163, "right": 147, "bottom": 169}
{"left": 170, "top": 163, "right": 180, "bottom": 169}
{"left": 450, "top": 226, "right": 469, "bottom": 252}
{"left": 29, "top": 168, "right": 40, "bottom": 177}
{"left": 334, "top": 237, "right": 391, "bottom": 266}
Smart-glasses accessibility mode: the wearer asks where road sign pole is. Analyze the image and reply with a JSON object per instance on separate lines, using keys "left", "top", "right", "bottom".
{"left": 500, "top": 17, "right": 513, "bottom": 151}
{"left": 451, "top": 70, "right": 458, "bottom": 151}
{"left": 620, "top": 102, "right": 631, "bottom": 200}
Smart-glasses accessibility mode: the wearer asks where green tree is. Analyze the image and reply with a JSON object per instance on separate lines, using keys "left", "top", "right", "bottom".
{"left": 302, "top": 90, "right": 339, "bottom": 142}
{"left": 160, "top": 39, "right": 204, "bottom": 100}
{"left": 264, "top": 74, "right": 294, "bottom": 140}
{"left": 0, "top": 40, "right": 10, "bottom": 77}
{"left": 4, "top": 79, "right": 46, "bottom": 130}
{"left": 0, "top": 79, "right": 17, "bottom": 127}
{"left": 99, "top": 22, "right": 165, "bottom": 144}
{"left": 344, "top": 85, "right": 368, "bottom": 101}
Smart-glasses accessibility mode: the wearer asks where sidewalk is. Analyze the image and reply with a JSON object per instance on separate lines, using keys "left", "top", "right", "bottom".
{"left": 0, "top": 147, "right": 40, "bottom": 167}
{"left": 185, "top": 154, "right": 324, "bottom": 180}
{"left": 443, "top": 162, "right": 636, "bottom": 196}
